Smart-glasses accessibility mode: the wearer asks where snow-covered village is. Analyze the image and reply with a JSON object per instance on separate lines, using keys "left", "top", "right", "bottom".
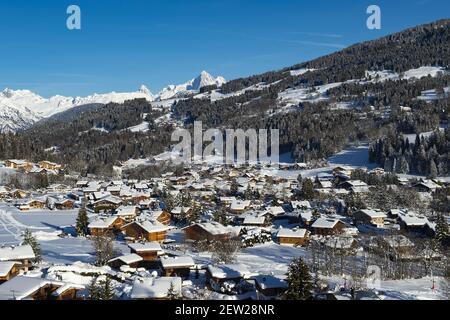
{"left": 0, "top": 1, "right": 449, "bottom": 310}
{"left": 0, "top": 148, "right": 448, "bottom": 300}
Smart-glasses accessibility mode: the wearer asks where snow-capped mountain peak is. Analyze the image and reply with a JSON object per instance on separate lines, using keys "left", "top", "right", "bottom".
{"left": 190, "top": 71, "right": 226, "bottom": 91}
{"left": 157, "top": 71, "right": 226, "bottom": 100}
{"left": 139, "top": 84, "right": 152, "bottom": 96}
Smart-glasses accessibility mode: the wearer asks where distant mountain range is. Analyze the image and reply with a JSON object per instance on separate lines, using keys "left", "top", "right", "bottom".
{"left": 0, "top": 71, "right": 226, "bottom": 132}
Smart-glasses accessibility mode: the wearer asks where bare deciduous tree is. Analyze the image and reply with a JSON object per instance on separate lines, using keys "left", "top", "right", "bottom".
{"left": 92, "top": 231, "right": 120, "bottom": 266}
{"left": 211, "top": 239, "right": 241, "bottom": 264}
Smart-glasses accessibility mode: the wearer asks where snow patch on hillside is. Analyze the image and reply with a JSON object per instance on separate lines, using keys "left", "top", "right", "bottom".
{"left": 290, "top": 68, "right": 316, "bottom": 76}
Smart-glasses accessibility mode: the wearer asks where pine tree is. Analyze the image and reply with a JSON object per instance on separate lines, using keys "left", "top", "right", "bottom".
{"left": 22, "top": 229, "right": 42, "bottom": 263}
{"left": 284, "top": 258, "right": 313, "bottom": 300}
{"left": 167, "top": 281, "right": 179, "bottom": 300}
{"left": 88, "top": 277, "right": 100, "bottom": 300}
{"left": 435, "top": 213, "right": 449, "bottom": 246}
{"left": 190, "top": 202, "right": 201, "bottom": 222}
{"left": 163, "top": 190, "right": 175, "bottom": 212}
{"left": 99, "top": 277, "right": 115, "bottom": 300}
{"left": 230, "top": 180, "right": 239, "bottom": 196}
{"left": 213, "top": 207, "right": 228, "bottom": 225}
{"left": 244, "top": 185, "right": 253, "bottom": 200}
{"left": 301, "top": 179, "right": 315, "bottom": 200}
{"left": 76, "top": 205, "right": 89, "bottom": 236}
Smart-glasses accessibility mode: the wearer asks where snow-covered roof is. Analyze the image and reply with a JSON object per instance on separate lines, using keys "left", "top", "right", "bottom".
{"left": 358, "top": 209, "right": 387, "bottom": 219}
{"left": 207, "top": 264, "right": 253, "bottom": 279}
{"left": 220, "top": 196, "right": 237, "bottom": 203}
{"left": 192, "top": 222, "right": 238, "bottom": 236}
{"left": 398, "top": 212, "right": 429, "bottom": 227}
{"left": 0, "top": 245, "right": 35, "bottom": 261}
{"left": 252, "top": 275, "right": 288, "bottom": 290}
{"left": 311, "top": 218, "right": 342, "bottom": 229}
{"left": 389, "top": 209, "right": 406, "bottom": 216}
{"left": 414, "top": 180, "right": 440, "bottom": 190}
{"left": 128, "top": 242, "right": 162, "bottom": 253}
{"left": 243, "top": 215, "right": 265, "bottom": 225}
{"left": 106, "top": 185, "right": 121, "bottom": 192}
{"left": 88, "top": 216, "right": 121, "bottom": 229}
{"left": 0, "top": 276, "right": 62, "bottom": 300}
{"left": 267, "top": 206, "right": 285, "bottom": 216}
{"left": 116, "top": 205, "right": 137, "bottom": 216}
{"left": 109, "top": 253, "right": 143, "bottom": 265}
{"left": 341, "top": 180, "right": 368, "bottom": 187}
{"left": 93, "top": 195, "right": 122, "bottom": 205}
{"left": 300, "top": 210, "right": 314, "bottom": 221}
{"left": 52, "top": 283, "right": 85, "bottom": 297}
{"left": 126, "top": 221, "right": 169, "bottom": 233}
{"left": 171, "top": 206, "right": 191, "bottom": 214}
{"left": 161, "top": 256, "right": 195, "bottom": 269}
{"left": 130, "top": 277, "right": 182, "bottom": 299}
{"left": 319, "top": 181, "right": 333, "bottom": 189}
{"left": 230, "top": 200, "right": 251, "bottom": 211}
{"left": 276, "top": 228, "right": 308, "bottom": 238}
{"left": 0, "top": 261, "right": 20, "bottom": 277}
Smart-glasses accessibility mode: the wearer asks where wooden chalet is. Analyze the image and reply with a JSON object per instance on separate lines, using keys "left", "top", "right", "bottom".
{"left": 183, "top": 222, "right": 238, "bottom": 242}
{"left": 4, "top": 160, "right": 33, "bottom": 171}
{"left": 251, "top": 275, "right": 288, "bottom": 299}
{"left": 242, "top": 215, "right": 266, "bottom": 227}
{"left": 0, "top": 245, "right": 36, "bottom": 272}
{"left": 206, "top": 264, "right": 251, "bottom": 290}
{"left": 11, "top": 189, "right": 28, "bottom": 199}
{"left": 88, "top": 216, "right": 126, "bottom": 236}
{"left": 353, "top": 209, "right": 387, "bottom": 227}
{"left": 0, "top": 262, "right": 21, "bottom": 283}
{"left": 276, "top": 228, "right": 310, "bottom": 246}
{"left": 38, "top": 161, "right": 62, "bottom": 171}
{"left": 27, "top": 199, "right": 47, "bottom": 209}
{"left": 0, "top": 276, "right": 84, "bottom": 300}
{"left": 160, "top": 256, "right": 195, "bottom": 279}
{"left": 311, "top": 218, "right": 346, "bottom": 236}
{"left": 147, "top": 210, "right": 171, "bottom": 225}
{"left": 121, "top": 221, "right": 168, "bottom": 243}
{"left": 54, "top": 199, "right": 75, "bottom": 210}
{"left": 229, "top": 200, "right": 251, "bottom": 214}
{"left": 92, "top": 196, "right": 122, "bottom": 213}
{"left": 128, "top": 242, "right": 163, "bottom": 261}
{"left": 108, "top": 253, "right": 143, "bottom": 269}
{"left": 115, "top": 205, "right": 139, "bottom": 221}
{"left": 132, "top": 193, "right": 151, "bottom": 205}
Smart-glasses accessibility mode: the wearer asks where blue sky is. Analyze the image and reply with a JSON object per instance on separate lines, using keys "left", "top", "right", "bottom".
{"left": 0, "top": 0, "right": 449, "bottom": 97}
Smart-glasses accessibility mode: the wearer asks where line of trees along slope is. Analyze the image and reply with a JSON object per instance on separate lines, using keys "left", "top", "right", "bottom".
{"left": 369, "top": 128, "right": 450, "bottom": 176}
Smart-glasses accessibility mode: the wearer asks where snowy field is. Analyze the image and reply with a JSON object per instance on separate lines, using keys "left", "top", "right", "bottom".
{"left": 0, "top": 205, "right": 128, "bottom": 264}
{"left": 323, "top": 276, "right": 446, "bottom": 300}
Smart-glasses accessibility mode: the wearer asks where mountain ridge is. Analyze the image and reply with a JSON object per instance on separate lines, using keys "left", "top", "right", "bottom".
{"left": 0, "top": 71, "right": 226, "bottom": 132}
